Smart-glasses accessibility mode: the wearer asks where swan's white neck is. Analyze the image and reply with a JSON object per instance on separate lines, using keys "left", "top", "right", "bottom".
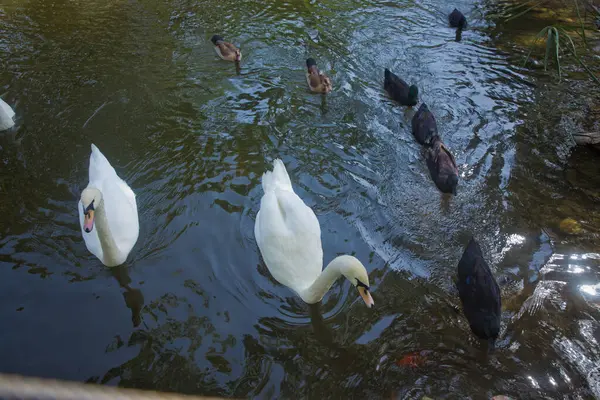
{"left": 299, "top": 256, "right": 350, "bottom": 304}
{"left": 94, "top": 198, "right": 122, "bottom": 267}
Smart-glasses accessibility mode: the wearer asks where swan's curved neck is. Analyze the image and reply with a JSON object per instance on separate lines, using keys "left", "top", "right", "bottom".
{"left": 95, "top": 198, "right": 121, "bottom": 266}
{"left": 299, "top": 257, "right": 348, "bottom": 304}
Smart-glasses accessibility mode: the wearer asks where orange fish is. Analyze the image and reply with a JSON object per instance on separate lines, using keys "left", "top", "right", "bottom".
{"left": 395, "top": 352, "right": 426, "bottom": 367}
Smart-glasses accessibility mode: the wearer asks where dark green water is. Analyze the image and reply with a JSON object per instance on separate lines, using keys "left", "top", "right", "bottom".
{"left": 1, "top": 0, "right": 600, "bottom": 398}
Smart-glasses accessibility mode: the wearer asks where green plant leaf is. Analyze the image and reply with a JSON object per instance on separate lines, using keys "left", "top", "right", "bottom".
{"left": 505, "top": 1, "right": 547, "bottom": 21}
{"left": 491, "top": 0, "right": 536, "bottom": 18}
{"left": 558, "top": 27, "right": 577, "bottom": 56}
{"left": 553, "top": 28, "right": 561, "bottom": 80}
{"left": 573, "top": 0, "right": 587, "bottom": 47}
{"left": 571, "top": 50, "right": 600, "bottom": 85}
{"left": 544, "top": 27, "right": 554, "bottom": 71}
{"left": 522, "top": 26, "right": 550, "bottom": 67}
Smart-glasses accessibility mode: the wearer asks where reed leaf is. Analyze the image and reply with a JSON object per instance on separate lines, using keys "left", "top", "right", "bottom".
{"left": 544, "top": 27, "right": 554, "bottom": 70}
{"left": 505, "top": 2, "right": 546, "bottom": 21}
{"left": 573, "top": 0, "right": 587, "bottom": 47}
{"left": 552, "top": 28, "right": 561, "bottom": 80}
{"left": 522, "top": 26, "right": 550, "bottom": 67}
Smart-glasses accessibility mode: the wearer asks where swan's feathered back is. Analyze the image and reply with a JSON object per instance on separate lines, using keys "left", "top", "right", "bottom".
{"left": 89, "top": 143, "right": 117, "bottom": 182}
{"left": 261, "top": 159, "right": 292, "bottom": 193}
{"left": 254, "top": 159, "right": 323, "bottom": 295}
{"left": 0, "top": 98, "right": 15, "bottom": 131}
{"left": 79, "top": 144, "right": 139, "bottom": 266}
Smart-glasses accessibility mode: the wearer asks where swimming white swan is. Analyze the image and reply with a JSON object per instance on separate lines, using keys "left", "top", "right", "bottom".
{"left": 254, "top": 159, "right": 374, "bottom": 307}
{"left": 79, "top": 144, "right": 139, "bottom": 267}
{"left": 0, "top": 98, "right": 15, "bottom": 131}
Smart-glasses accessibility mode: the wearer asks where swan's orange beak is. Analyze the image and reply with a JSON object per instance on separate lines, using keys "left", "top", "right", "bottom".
{"left": 84, "top": 210, "right": 95, "bottom": 233}
{"left": 358, "top": 286, "right": 374, "bottom": 308}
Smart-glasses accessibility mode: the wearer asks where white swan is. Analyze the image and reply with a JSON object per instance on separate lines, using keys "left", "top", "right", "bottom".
{"left": 0, "top": 98, "right": 15, "bottom": 131}
{"left": 78, "top": 144, "right": 139, "bottom": 267}
{"left": 254, "top": 159, "right": 374, "bottom": 307}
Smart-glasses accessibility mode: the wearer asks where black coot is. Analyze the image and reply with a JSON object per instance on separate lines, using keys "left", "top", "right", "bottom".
{"left": 449, "top": 8, "right": 467, "bottom": 29}
{"left": 412, "top": 103, "right": 438, "bottom": 146}
{"left": 384, "top": 68, "right": 418, "bottom": 106}
{"left": 456, "top": 237, "right": 502, "bottom": 351}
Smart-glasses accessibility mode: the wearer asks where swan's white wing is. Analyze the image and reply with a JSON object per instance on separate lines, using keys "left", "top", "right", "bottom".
{"left": 0, "top": 98, "right": 15, "bottom": 131}
{"left": 99, "top": 174, "right": 139, "bottom": 257}
{"left": 86, "top": 144, "right": 139, "bottom": 262}
{"left": 255, "top": 189, "right": 323, "bottom": 293}
{"left": 78, "top": 199, "right": 104, "bottom": 261}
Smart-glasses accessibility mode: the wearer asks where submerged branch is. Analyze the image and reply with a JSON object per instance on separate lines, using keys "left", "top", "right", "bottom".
{"left": 572, "top": 131, "right": 600, "bottom": 146}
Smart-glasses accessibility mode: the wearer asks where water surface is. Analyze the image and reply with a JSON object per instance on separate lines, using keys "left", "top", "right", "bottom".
{"left": 1, "top": 0, "right": 600, "bottom": 398}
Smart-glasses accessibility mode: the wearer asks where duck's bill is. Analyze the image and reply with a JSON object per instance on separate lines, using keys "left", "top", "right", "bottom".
{"left": 358, "top": 286, "right": 374, "bottom": 308}
{"left": 84, "top": 210, "right": 95, "bottom": 233}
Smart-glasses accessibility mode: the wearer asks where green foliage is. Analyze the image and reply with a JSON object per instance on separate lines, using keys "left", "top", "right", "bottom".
{"left": 495, "top": 0, "right": 600, "bottom": 85}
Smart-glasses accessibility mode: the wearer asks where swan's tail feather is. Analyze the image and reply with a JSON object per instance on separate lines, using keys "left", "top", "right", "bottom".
{"left": 262, "top": 159, "right": 292, "bottom": 193}
{"left": 89, "top": 143, "right": 116, "bottom": 179}
{"left": 0, "top": 99, "right": 15, "bottom": 120}
{"left": 90, "top": 143, "right": 110, "bottom": 166}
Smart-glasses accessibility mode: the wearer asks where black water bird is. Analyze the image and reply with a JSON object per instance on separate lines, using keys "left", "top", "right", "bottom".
{"left": 411, "top": 103, "right": 438, "bottom": 146}
{"left": 384, "top": 68, "right": 418, "bottom": 106}
{"left": 449, "top": 8, "right": 467, "bottom": 29}
{"left": 425, "top": 135, "right": 459, "bottom": 195}
{"left": 456, "top": 237, "right": 502, "bottom": 351}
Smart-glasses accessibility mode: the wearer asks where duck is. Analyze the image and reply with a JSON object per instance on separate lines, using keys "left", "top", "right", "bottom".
{"left": 449, "top": 8, "right": 467, "bottom": 29}
{"left": 411, "top": 103, "right": 438, "bottom": 146}
{"left": 211, "top": 35, "right": 241, "bottom": 62}
{"left": 456, "top": 237, "right": 501, "bottom": 351}
{"left": 306, "top": 58, "right": 332, "bottom": 93}
{"left": 425, "top": 135, "right": 459, "bottom": 195}
{"left": 0, "top": 98, "right": 15, "bottom": 131}
{"left": 79, "top": 144, "right": 139, "bottom": 267}
{"left": 254, "top": 159, "right": 374, "bottom": 307}
{"left": 384, "top": 68, "right": 418, "bottom": 106}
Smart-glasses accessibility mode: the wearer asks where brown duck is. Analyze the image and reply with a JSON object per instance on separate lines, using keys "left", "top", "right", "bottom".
{"left": 211, "top": 35, "right": 241, "bottom": 62}
{"left": 306, "top": 58, "right": 332, "bottom": 93}
{"left": 426, "top": 135, "right": 459, "bottom": 195}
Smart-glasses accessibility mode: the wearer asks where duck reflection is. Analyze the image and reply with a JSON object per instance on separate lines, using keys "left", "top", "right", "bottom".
{"left": 455, "top": 29, "right": 463, "bottom": 42}
{"left": 111, "top": 265, "right": 144, "bottom": 327}
{"left": 320, "top": 93, "right": 329, "bottom": 115}
{"left": 440, "top": 192, "right": 452, "bottom": 213}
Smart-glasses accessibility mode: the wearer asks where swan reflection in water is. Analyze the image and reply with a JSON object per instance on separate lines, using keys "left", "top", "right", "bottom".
{"left": 111, "top": 265, "right": 144, "bottom": 327}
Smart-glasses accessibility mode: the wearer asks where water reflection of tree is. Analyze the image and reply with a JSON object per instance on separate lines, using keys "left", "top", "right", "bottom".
{"left": 92, "top": 292, "right": 229, "bottom": 396}
{"left": 95, "top": 328, "right": 226, "bottom": 396}
{"left": 89, "top": 266, "right": 565, "bottom": 398}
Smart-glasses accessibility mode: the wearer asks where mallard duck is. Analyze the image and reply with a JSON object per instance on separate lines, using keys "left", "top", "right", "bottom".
{"left": 449, "top": 8, "right": 467, "bottom": 29}
{"left": 425, "top": 135, "right": 459, "bottom": 195}
{"left": 384, "top": 68, "right": 418, "bottom": 106}
{"left": 306, "top": 58, "right": 332, "bottom": 94}
{"left": 411, "top": 103, "right": 438, "bottom": 146}
{"left": 211, "top": 35, "right": 241, "bottom": 62}
{"left": 456, "top": 237, "right": 501, "bottom": 351}
{"left": 254, "top": 159, "right": 374, "bottom": 307}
